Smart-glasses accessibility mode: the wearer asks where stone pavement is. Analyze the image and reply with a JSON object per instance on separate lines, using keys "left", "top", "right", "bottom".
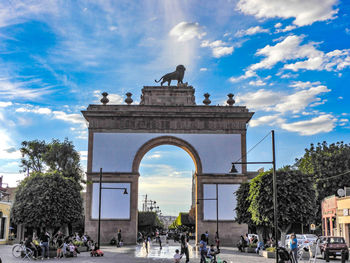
{"left": 0, "top": 243, "right": 342, "bottom": 263}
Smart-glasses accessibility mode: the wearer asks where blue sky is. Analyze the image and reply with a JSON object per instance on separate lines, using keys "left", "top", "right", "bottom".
{"left": 0, "top": 0, "right": 349, "bottom": 215}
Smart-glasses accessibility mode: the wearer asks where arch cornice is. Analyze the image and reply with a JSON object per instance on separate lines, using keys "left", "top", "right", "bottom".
{"left": 132, "top": 136, "right": 203, "bottom": 175}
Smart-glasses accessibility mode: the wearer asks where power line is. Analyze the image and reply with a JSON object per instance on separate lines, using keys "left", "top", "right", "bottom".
{"left": 316, "top": 170, "right": 350, "bottom": 182}
{"left": 234, "top": 131, "right": 272, "bottom": 163}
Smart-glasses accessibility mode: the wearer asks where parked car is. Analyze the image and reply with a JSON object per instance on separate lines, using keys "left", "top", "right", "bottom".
{"left": 318, "top": 236, "right": 349, "bottom": 260}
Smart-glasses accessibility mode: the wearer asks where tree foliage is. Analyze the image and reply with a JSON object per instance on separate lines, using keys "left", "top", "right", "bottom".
{"left": 295, "top": 141, "right": 350, "bottom": 223}
{"left": 235, "top": 181, "right": 253, "bottom": 225}
{"left": 20, "top": 138, "right": 83, "bottom": 183}
{"left": 20, "top": 140, "right": 47, "bottom": 173}
{"left": 248, "top": 167, "right": 316, "bottom": 233}
{"left": 11, "top": 172, "right": 83, "bottom": 229}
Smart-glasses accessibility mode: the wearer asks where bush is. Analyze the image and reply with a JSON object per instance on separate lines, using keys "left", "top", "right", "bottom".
{"left": 266, "top": 247, "right": 276, "bottom": 252}
{"left": 73, "top": 240, "right": 84, "bottom": 247}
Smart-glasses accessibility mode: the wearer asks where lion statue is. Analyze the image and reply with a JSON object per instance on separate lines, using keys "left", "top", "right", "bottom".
{"left": 155, "top": 65, "right": 186, "bottom": 86}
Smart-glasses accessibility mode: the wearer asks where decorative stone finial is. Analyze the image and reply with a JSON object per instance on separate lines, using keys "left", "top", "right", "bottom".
{"left": 100, "top": 92, "right": 109, "bottom": 105}
{"left": 125, "top": 92, "right": 133, "bottom": 105}
{"left": 203, "top": 93, "right": 211, "bottom": 105}
{"left": 227, "top": 93, "right": 235, "bottom": 106}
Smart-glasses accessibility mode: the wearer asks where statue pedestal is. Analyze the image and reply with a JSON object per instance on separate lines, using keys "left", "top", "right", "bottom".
{"left": 140, "top": 85, "right": 196, "bottom": 106}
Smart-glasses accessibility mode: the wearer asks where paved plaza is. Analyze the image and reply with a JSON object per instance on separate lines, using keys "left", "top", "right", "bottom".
{"left": 0, "top": 242, "right": 346, "bottom": 263}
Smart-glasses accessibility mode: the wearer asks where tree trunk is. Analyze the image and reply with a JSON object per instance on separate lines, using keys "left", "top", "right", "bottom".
{"left": 279, "top": 224, "right": 292, "bottom": 247}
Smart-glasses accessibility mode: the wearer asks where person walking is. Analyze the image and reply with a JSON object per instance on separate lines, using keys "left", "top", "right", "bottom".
{"left": 117, "top": 229, "right": 122, "bottom": 247}
{"left": 181, "top": 234, "right": 189, "bottom": 263}
{"left": 199, "top": 233, "right": 207, "bottom": 263}
{"left": 215, "top": 232, "right": 220, "bottom": 250}
{"left": 290, "top": 233, "right": 298, "bottom": 263}
{"left": 205, "top": 231, "right": 209, "bottom": 244}
{"left": 40, "top": 231, "right": 50, "bottom": 259}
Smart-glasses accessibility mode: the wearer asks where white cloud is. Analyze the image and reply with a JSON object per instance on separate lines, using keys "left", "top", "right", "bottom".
{"left": 201, "top": 40, "right": 234, "bottom": 58}
{"left": 250, "top": 35, "right": 322, "bottom": 71}
{"left": 0, "top": 128, "right": 21, "bottom": 160}
{"left": 169, "top": 21, "right": 206, "bottom": 42}
{"left": 280, "top": 25, "right": 297, "bottom": 32}
{"left": 235, "top": 26, "right": 269, "bottom": 37}
{"left": 281, "top": 114, "right": 337, "bottom": 135}
{"left": 52, "top": 111, "right": 86, "bottom": 125}
{"left": 340, "top": 119, "right": 349, "bottom": 122}
{"left": 200, "top": 68, "right": 208, "bottom": 71}
{"left": 0, "top": 78, "right": 52, "bottom": 100}
{"left": 274, "top": 23, "right": 282, "bottom": 28}
{"left": 0, "top": 101, "right": 12, "bottom": 107}
{"left": 290, "top": 81, "right": 321, "bottom": 89}
{"left": 338, "top": 96, "right": 343, "bottom": 100}
{"left": 284, "top": 48, "right": 350, "bottom": 72}
{"left": 212, "top": 46, "right": 234, "bottom": 58}
{"left": 16, "top": 106, "right": 52, "bottom": 115}
{"left": 236, "top": 0, "right": 338, "bottom": 27}
{"left": 229, "top": 69, "right": 256, "bottom": 82}
{"left": 250, "top": 115, "right": 285, "bottom": 127}
{"left": 237, "top": 82, "right": 330, "bottom": 114}
{"left": 249, "top": 79, "right": 266, "bottom": 86}
{"left": 0, "top": 173, "right": 26, "bottom": 187}
{"left": 236, "top": 89, "right": 282, "bottom": 110}
{"left": 279, "top": 72, "right": 298, "bottom": 79}
{"left": 235, "top": 35, "right": 350, "bottom": 79}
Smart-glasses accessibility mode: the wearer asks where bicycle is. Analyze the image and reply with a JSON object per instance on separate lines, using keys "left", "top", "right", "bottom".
{"left": 12, "top": 242, "right": 34, "bottom": 260}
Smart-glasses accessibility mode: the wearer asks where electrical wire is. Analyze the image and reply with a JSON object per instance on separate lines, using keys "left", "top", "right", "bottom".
{"left": 316, "top": 170, "right": 350, "bottom": 182}
{"left": 233, "top": 131, "right": 272, "bottom": 163}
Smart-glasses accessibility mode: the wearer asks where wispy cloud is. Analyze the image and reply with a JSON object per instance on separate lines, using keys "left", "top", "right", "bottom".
{"left": 235, "top": 26, "right": 269, "bottom": 37}
{"left": 236, "top": 0, "right": 338, "bottom": 27}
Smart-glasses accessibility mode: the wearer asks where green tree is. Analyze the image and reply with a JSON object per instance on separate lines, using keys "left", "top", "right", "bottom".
{"left": 44, "top": 138, "right": 83, "bottom": 183}
{"left": 20, "top": 138, "right": 83, "bottom": 183}
{"left": 11, "top": 172, "right": 83, "bottom": 230}
{"left": 295, "top": 141, "right": 350, "bottom": 223}
{"left": 248, "top": 167, "right": 316, "bottom": 243}
{"left": 235, "top": 181, "right": 254, "bottom": 225}
{"left": 20, "top": 140, "right": 47, "bottom": 174}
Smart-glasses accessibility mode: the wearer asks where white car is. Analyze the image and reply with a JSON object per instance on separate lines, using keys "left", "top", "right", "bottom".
{"left": 285, "top": 234, "right": 307, "bottom": 248}
{"left": 302, "top": 234, "right": 318, "bottom": 245}
{"left": 247, "top": 234, "right": 259, "bottom": 242}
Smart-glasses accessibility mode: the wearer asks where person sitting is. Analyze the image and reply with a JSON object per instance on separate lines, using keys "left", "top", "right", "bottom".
{"left": 256, "top": 240, "right": 264, "bottom": 253}
{"left": 24, "top": 235, "right": 38, "bottom": 259}
{"left": 237, "top": 235, "right": 247, "bottom": 252}
{"left": 174, "top": 249, "right": 182, "bottom": 263}
{"left": 207, "top": 244, "right": 219, "bottom": 262}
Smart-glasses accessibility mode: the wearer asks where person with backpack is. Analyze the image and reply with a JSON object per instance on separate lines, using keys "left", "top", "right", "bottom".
{"left": 199, "top": 233, "right": 207, "bottom": 263}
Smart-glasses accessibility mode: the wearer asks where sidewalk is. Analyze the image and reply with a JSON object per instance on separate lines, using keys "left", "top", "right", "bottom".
{"left": 0, "top": 243, "right": 275, "bottom": 263}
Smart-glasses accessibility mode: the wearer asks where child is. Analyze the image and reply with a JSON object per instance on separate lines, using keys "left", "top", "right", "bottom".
{"left": 207, "top": 244, "right": 218, "bottom": 262}
{"left": 174, "top": 249, "right": 182, "bottom": 263}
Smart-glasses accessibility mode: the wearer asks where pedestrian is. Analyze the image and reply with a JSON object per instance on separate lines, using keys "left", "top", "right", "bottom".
{"left": 56, "top": 232, "right": 64, "bottom": 258}
{"left": 290, "top": 233, "right": 298, "bottom": 263}
{"left": 215, "top": 232, "right": 220, "bottom": 250}
{"left": 180, "top": 234, "right": 189, "bottom": 263}
{"left": 205, "top": 231, "right": 209, "bottom": 244}
{"left": 199, "top": 233, "right": 207, "bottom": 263}
{"left": 117, "top": 229, "right": 122, "bottom": 247}
{"left": 40, "top": 231, "right": 50, "bottom": 259}
{"left": 158, "top": 235, "right": 162, "bottom": 249}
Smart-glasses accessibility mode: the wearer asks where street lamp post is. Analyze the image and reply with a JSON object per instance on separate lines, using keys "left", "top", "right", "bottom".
{"left": 230, "top": 130, "right": 277, "bottom": 263}
{"left": 197, "top": 183, "right": 219, "bottom": 241}
{"left": 97, "top": 168, "right": 128, "bottom": 248}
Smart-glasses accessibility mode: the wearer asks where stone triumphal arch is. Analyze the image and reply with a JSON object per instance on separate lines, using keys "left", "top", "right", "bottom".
{"left": 82, "top": 84, "right": 254, "bottom": 245}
